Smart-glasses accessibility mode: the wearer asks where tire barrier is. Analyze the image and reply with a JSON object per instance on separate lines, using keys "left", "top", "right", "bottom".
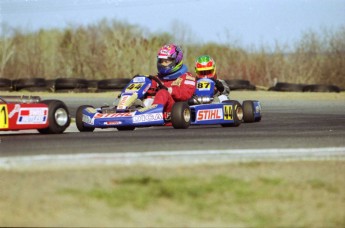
{"left": 0, "top": 78, "right": 12, "bottom": 91}
{"left": 12, "top": 78, "right": 50, "bottom": 92}
{"left": 268, "top": 82, "right": 305, "bottom": 92}
{"left": 1, "top": 78, "right": 343, "bottom": 93}
{"left": 96, "top": 78, "right": 131, "bottom": 92}
{"left": 303, "top": 84, "right": 340, "bottom": 93}
{"left": 225, "top": 79, "right": 256, "bottom": 91}
{"left": 54, "top": 78, "right": 89, "bottom": 92}
{"left": 269, "top": 82, "right": 341, "bottom": 93}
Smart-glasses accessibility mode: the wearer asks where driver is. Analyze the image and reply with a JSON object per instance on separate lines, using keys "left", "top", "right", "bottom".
{"left": 194, "top": 55, "right": 230, "bottom": 102}
{"left": 147, "top": 44, "right": 196, "bottom": 116}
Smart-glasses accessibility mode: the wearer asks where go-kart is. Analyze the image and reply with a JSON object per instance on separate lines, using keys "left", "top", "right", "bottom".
{"left": 76, "top": 75, "right": 261, "bottom": 131}
{"left": 0, "top": 95, "right": 71, "bottom": 134}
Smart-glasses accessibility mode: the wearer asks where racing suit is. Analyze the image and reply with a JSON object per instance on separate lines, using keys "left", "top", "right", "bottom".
{"left": 148, "top": 66, "right": 196, "bottom": 113}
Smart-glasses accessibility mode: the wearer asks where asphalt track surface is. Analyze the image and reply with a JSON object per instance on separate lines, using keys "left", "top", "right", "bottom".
{"left": 0, "top": 93, "right": 344, "bottom": 167}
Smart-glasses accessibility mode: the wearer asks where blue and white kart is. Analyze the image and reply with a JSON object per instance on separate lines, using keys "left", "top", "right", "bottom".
{"left": 76, "top": 75, "right": 261, "bottom": 131}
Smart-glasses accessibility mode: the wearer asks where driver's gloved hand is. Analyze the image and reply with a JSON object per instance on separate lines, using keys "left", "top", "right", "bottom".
{"left": 215, "top": 79, "right": 224, "bottom": 93}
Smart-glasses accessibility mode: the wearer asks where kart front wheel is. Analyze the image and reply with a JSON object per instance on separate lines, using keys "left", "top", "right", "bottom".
{"left": 171, "top": 102, "right": 191, "bottom": 129}
{"left": 243, "top": 100, "right": 255, "bottom": 123}
{"left": 76, "top": 105, "right": 95, "bottom": 132}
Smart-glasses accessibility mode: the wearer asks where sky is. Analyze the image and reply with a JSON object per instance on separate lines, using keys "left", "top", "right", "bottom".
{"left": 1, "top": 0, "right": 345, "bottom": 48}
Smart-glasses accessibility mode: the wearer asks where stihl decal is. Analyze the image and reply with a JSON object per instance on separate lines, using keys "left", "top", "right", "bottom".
{"left": 197, "top": 108, "right": 222, "bottom": 121}
{"left": 93, "top": 112, "right": 133, "bottom": 119}
{"left": 118, "top": 95, "right": 130, "bottom": 109}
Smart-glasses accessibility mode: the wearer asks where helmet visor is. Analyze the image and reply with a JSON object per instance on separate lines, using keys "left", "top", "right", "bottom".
{"left": 196, "top": 69, "right": 214, "bottom": 77}
{"left": 158, "top": 58, "right": 174, "bottom": 67}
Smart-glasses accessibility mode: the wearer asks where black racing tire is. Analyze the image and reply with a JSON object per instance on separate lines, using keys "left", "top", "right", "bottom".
{"left": 269, "top": 82, "right": 304, "bottom": 92}
{"left": 171, "top": 102, "right": 191, "bottom": 129}
{"left": 87, "top": 80, "right": 99, "bottom": 92}
{"left": 55, "top": 78, "right": 88, "bottom": 90}
{"left": 13, "top": 78, "right": 47, "bottom": 91}
{"left": 242, "top": 100, "right": 255, "bottom": 123}
{"left": 46, "top": 79, "right": 56, "bottom": 92}
{"left": 221, "top": 100, "right": 243, "bottom": 127}
{"left": 37, "top": 100, "right": 71, "bottom": 134}
{"left": 0, "top": 78, "right": 12, "bottom": 91}
{"left": 116, "top": 126, "right": 135, "bottom": 131}
{"left": 303, "top": 84, "right": 340, "bottom": 93}
{"left": 76, "top": 105, "right": 95, "bottom": 132}
{"left": 97, "top": 78, "right": 131, "bottom": 90}
{"left": 225, "top": 79, "right": 255, "bottom": 90}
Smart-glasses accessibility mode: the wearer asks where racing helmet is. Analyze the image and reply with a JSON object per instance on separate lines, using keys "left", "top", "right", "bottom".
{"left": 195, "top": 55, "right": 217, "bottom": 79}
{"left": 157, "top": 44, "right": 183, "bottom": 76}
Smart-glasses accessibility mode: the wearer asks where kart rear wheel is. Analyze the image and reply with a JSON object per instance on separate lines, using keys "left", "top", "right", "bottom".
{"left": 221, "top": 100, "right": 243, "bottom": 127}
{"left": 76, "top": 105, "right": 95, "bottom": 132}
{"left": 243, "top": 100, "right": 255, "bottom": 123}
{"left": 171, "top": 102, "right": 191, "bottom": 129}
{"left": 38, "top": 100, "right": 71, "bottom": 134}
{"left": 116, "top": 126, "right": 135, "bottom": 131}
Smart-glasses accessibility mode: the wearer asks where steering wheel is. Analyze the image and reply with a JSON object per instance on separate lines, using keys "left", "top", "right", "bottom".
{"left": 132, "top": 74, "right": 168, "bottom": 91}
{"left": 148, "top": 75, "right": 168, "bottom": 91}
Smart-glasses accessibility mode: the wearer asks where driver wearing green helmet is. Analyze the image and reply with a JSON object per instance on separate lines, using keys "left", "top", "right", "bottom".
{"left": 194, "top": 55, "right": 230, "bottom": 102}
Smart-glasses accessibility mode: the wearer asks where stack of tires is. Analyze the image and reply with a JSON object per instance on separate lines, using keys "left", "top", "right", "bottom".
{"left": 54, "top": 78, "right": 89, "bottom": 92}
{"left": 12, "top": 78, "right": 51, "bottom": 92}
{"left": 96, "top": 78, "right": 131, "bottom": 92}
{"left": 0, "top": 78, "right": 12, "bottom": 91}
{"left": 269, "top": 82, "right": 341, "bottom": 93}
{"left": 225, "top": 79, "right": 256, "bottom": 91}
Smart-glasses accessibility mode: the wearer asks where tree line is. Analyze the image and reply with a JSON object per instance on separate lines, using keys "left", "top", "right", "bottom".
{"left": 1, "top": 19, "right": 344, "bottom": 88}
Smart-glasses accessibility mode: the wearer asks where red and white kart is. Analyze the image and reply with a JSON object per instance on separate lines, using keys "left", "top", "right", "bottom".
{"left": 0, "top": 95, "right": 70, "bottom": 134}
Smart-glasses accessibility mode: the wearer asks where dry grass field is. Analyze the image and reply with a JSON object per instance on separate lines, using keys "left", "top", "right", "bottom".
{"left": 0, "top": 160, "right": 344, "bottom": 227}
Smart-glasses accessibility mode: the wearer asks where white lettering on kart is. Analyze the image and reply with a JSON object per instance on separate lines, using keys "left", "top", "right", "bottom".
{"left": 16, "top": 107, "right": 48, "bottom": 124}
{"left": 133, "top": 113, "right": 163, "bottom": 123}
{"left": 93, "top": 112, "right": 133, "bottom": 119}
{"left": 197, "top": 108, "right": 223, "bottom": 121}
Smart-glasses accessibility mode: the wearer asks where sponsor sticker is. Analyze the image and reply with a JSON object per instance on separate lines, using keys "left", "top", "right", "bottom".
{"left": 125, "top": 83, "right": 144, "bottom": 92}
{"left": 171, "top": 78, "right": 182, "bottom": 86}
{"left": 104, "top": 121, "right": 122, "bottom": 125}
{"left": 133, "top": 113, "right": 163, "bottom": 123}
{"left": 223, "top": 105, "right": 233, "bottom": 120}
{"left": 93, "top": 112, "right": 133, "bottom": 119}
{"left": 196, "top": 108, "right": 223, "bottom": 121}
{"left": 197, "top": 81, "right": 211, "bottom": 90}
{"left": 16, "top": 107, "right": 48, "bottom": 124}
{"left": 0, "top": 104, "right": 9, "bottom": 129}
{"left": 186, "top": 75, "right": 196, "bottom": 81}
{"left": 132, "top": 77, "right": 146, "bottom": 83}
{"left": 185, "top": 80, "right": 196, "bottom": 86}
